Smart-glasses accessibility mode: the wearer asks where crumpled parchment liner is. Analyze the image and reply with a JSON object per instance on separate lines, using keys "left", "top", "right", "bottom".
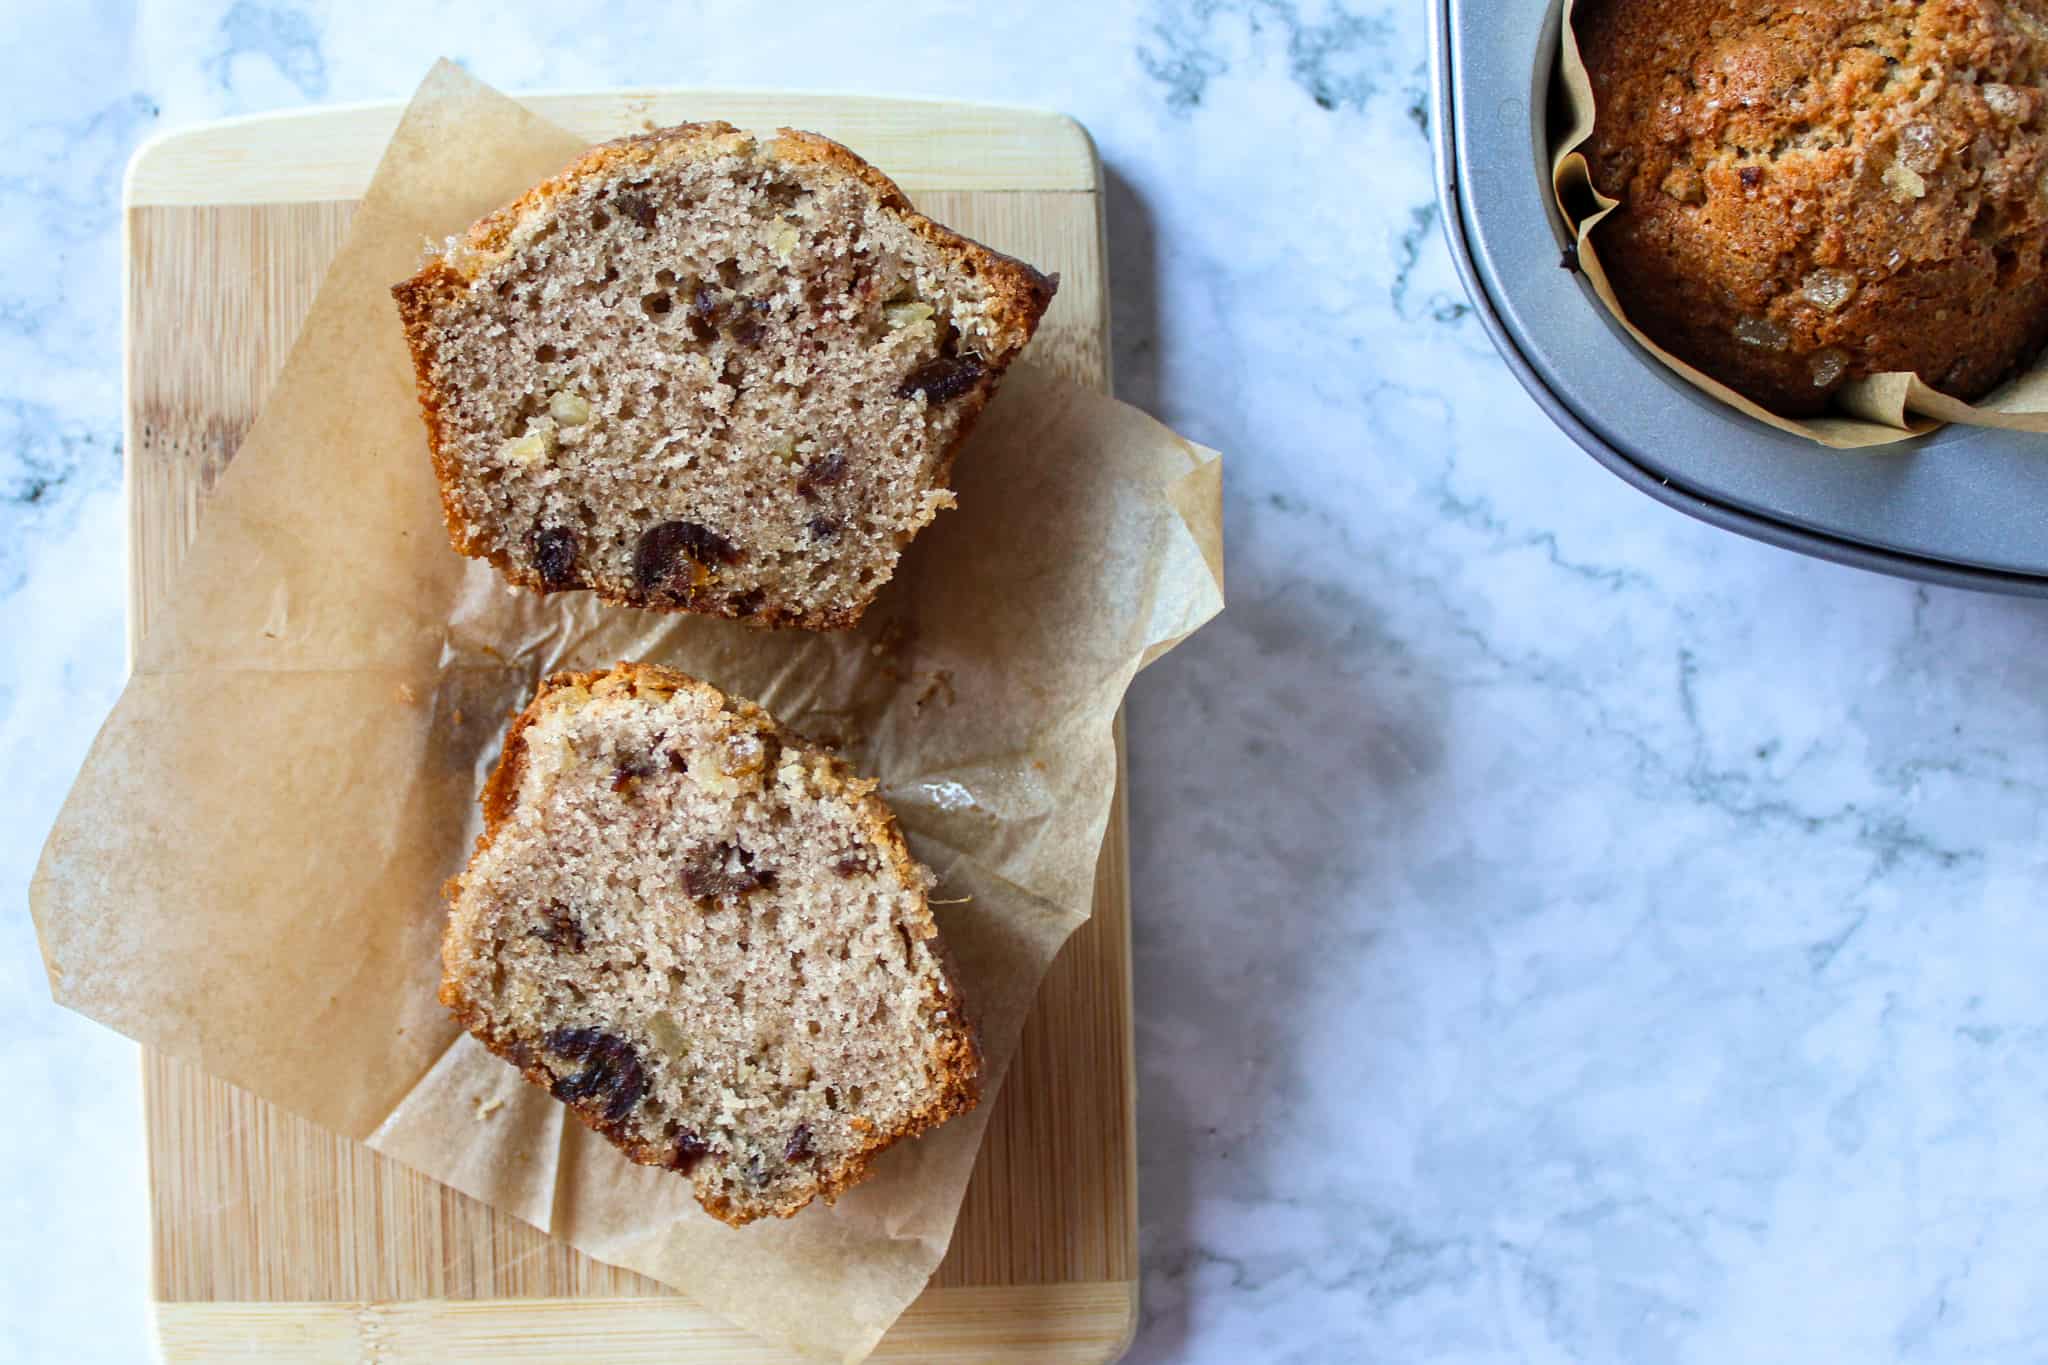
{"left": 30, "top": 61, "right": 1223, "bottom": 1362}
{"left": 1550, "top": 0, "right": 2048, "bottom": 449}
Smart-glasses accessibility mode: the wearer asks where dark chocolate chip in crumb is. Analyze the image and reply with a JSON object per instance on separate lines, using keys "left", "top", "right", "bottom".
{"left": 611, "top": 754, "right": 656, "bottom": 793}
{"left": 795, "top": 450, "right": 849, "bottom": 498}
{"left": 1739, "top": 165, "right": 1762, "bottom": 189}
{"left": 613, "top": 191, "right": 657, "bottom": 230}
{"left": 548, "top": 1026, "right": 605, "bottom": 1055}
{"left": 682, "top": 841, "right": 777, "bottom": 901}
{"left": 528, "top": 899, "right": 585, "bottom": 951}
{"left": 807, "top": 515, "right": 841, "bottom": 541}
{"left": 670, "top": 1130, "right": 711, "bottom": 1172}
{"left": 603, "top": 1070, "right": 646, "bottom": 1121}
{"left": 832, "top": 854, "right": 866, "bottom": 878}
{"left": 896, "top": 354, "right": 984, "bottom": 402}
{"left": 545, "top": 1028, "right": 647, "bottom": 1122}
{"left": 635, "top": 520, "right": 739, "bottom": 590}
{"left": 530, "top": 525, "right": 579, "bottom": 588}
{"left": 784, "top": 1123, "right": 814, "bottom": 1162}
{"left": 728, "top": 588, "right": 767, "bottom": 616}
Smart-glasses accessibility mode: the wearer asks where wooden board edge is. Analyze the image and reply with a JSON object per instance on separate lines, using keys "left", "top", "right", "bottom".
{"left": 124, "top": 88, "right": 1101, "bottom": 206}
{"left": 1107, "top": 719, "right": 1141, "bottom": 1284}
{"left": 154, "top": 1281, "right": 1138, "bottom": 1363}
{"left": 1096, "top": 133, "right": 1139, "bottom": 1293}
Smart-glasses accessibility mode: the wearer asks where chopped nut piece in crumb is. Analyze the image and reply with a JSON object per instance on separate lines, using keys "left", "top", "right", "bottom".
{"left": 500, "top": 430, "right": 553, "bottom": 466}
{"left": 1882, "top": 160, "right": 1928, "bottom": 201}
{"left": 1660, "top": 165, "right": 1704, "bottom": 204}
{"left": 884, "top": 300, "right": 936, "bottom": 330}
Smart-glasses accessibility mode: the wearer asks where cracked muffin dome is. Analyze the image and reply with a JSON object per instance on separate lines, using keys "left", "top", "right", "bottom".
{"left": 440, "top": 662, "right": 980, "bottom": 1225}
{"left": 393, "top": 123, "right": 1055, "bottom": 628}
{"left": 1578, "top": 0, "right": 2048, "bottom": 415}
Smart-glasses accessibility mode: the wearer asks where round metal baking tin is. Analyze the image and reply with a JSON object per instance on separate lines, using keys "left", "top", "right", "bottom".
{"left": 1431, "top": 0, "right": 2048, "bottom": 595}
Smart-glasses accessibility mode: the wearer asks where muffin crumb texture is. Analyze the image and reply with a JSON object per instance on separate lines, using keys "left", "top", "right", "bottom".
{"left": 1579, "top": 0, "right": 2048, "bottom": 414}
{"left": 394, "top": 124, "right": 1054, "bottom": 627}
{"left": 440, "top": 663, "right": 980, "bottom": 1225}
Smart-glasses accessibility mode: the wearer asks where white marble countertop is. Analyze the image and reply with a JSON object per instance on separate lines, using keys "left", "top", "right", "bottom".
{"left": 12, "top": 2, "right": 2048, "bottom": 1361}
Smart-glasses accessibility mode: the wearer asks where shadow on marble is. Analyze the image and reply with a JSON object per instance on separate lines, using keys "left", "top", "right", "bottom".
{"left": 1106, "top": 164, "right": 1161, "bottom": 415}
{"left": 1105, "top": 161, "right": 1453, "bottom": 1363}
{"left": 1121, "top": 578, "right": 1448, "bottom": 1362}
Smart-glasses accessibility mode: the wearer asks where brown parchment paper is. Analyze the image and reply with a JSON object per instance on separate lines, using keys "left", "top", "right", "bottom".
{"left": 29, "top": 61, "right": 1223, "bottom": 1362}
{"left": 1550, "top": 0, "right": 2048, "bottom": 449}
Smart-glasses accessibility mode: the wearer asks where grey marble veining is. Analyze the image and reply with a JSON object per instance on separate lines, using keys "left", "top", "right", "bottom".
{"left": 10, "top": 2, "right": 2048, "bottom": 1362}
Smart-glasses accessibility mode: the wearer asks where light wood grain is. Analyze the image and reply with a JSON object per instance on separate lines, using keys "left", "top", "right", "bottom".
{"left": 127, "top": 93, "right": 1134, "bottom": 1361}
{"left": 156, "top": 1284, "right": 1135, "bottom": 1363}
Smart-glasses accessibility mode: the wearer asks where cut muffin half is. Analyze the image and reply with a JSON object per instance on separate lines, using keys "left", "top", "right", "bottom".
{"left": 393, "top": 123, "right": 1056, "bottom": 628}
{"left": 440, "top": 662, "right": 980, "bottom": 1224}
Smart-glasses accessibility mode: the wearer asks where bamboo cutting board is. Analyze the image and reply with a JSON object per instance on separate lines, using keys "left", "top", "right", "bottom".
{"left": 125, "top": 91, "right": 1136, "bottom": 1362}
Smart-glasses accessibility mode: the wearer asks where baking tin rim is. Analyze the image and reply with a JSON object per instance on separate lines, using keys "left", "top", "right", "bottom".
{"left": 1427, "top": 0, "right": 2048, "bottom": 597}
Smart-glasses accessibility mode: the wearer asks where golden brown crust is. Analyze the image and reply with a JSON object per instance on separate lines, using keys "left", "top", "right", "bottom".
{"left": 457, "top": 122, "right": 754, "bottom": 270}
{"left": 439, "top": 661, "right": 981, "bottom": 1224}
{"left": 1578, "top": 0, "right": 2048, "bottom": 415}
{"left": 390, "top": 124, "right": 1056, "bottom": 629}
{"left": 391, "top": 261, "right": 482, "bottom": 558}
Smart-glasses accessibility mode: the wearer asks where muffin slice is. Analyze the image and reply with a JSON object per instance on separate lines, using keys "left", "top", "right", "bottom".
{"left": 441, "top": 663, "right": 980, "bottom": 1224}
{"left": 392, "top": 122, "right": 1056, "bottom": 628}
